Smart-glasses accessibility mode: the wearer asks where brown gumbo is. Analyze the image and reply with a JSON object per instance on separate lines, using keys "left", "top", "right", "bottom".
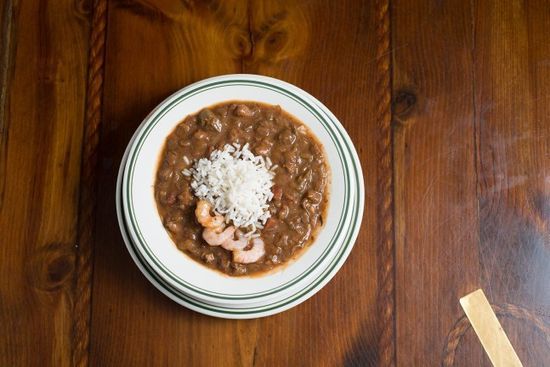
{"left": 154, "top": 101, "right": 329, "bottom": 276}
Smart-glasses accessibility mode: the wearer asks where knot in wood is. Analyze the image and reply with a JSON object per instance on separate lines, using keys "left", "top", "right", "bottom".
{"left": 26, "top": 242, "right": 75, "bottom": 291}
{"left": 392, "top": 90, "right": 417, "bottom": 121}
{"left": 227, "top": 26, "right": 253, "bottom": 58}
{"left": 249, "top": 9, "right": 308, "bottom": 64}
{"left": 264, "top": 30, "right": 288, "bottom": 54}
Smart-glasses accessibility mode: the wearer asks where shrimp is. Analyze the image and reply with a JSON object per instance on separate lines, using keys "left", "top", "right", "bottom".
{"left": 233, "top": 237, "right": 265, "bottom": 264}
{"left": 221, "top": 230, "right": 248, "bottom": 251}
{"left": 195, "top": 200, "right": 224, "bottom": 230}
{"left": 202, "top": 226, "right": 235, "bottom": 246}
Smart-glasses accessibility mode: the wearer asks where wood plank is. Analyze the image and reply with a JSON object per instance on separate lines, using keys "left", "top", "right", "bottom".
{"left": 392, "top": 0, "right": 485, "bottom": 365}
{"left": 245, "top": 2, "right": 381, "bottom": 366}
{"left": 393, "top": 0, "right": 550, "bottom": 365}
{"left": 470, "top": 0, "right": 550, "bottom": 364}
{"left": 90, "top": 1, "right": 250, "bottom": 365}
{"left": 0, "top": 0, "right": 90, "bottom": 365}
{"left": 90, "top": 0, "right": 382, "bottom": 366}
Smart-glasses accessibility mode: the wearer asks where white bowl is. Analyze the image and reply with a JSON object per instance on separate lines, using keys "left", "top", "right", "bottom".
{"left": 118, "top": 74, "right": 364, "bottom": 310}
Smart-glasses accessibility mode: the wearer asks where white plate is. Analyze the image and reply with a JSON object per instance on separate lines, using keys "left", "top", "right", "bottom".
{"left": 117, "top": 149, "right": 363, "bottom": 318}
{"left": 118, "top": 74, "right": 364, "bottom": 309}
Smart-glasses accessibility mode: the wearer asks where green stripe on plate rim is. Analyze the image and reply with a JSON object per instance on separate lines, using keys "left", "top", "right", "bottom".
{"left": 123, "top": 79, "right": 356, "bottom": 300}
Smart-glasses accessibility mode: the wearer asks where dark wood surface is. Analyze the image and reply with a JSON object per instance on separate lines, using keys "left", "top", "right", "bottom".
{"left": 0, "top": 0, "right": 90, "bottom": 365}
{"left": 1, "top": 0, "right": 548, "bottom": 366}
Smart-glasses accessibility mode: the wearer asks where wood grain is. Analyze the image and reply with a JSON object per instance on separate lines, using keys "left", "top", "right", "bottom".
{"left": 470, "top": 1, "right": 550, "bottom": 364}
{"left": 244, "top": 2, "right": 384, "bottom": 366}
{"left": 0, "top": 0, "right": 90, "bottom": 365}
{"left": 393, "top": 0, "right": 550, "bottom": 365}
{"left": 90, "top": 1, "right": 382, "bottom": 366}
{"left": 2, "top": 0, "right": 549, "bottom": 365}
{"left": 393, "top": 0, "right": 485, "bottom": 363}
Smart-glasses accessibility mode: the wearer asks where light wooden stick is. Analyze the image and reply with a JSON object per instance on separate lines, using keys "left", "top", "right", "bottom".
{"left": 460, "top": 289, "right": 523, "bottom": 367}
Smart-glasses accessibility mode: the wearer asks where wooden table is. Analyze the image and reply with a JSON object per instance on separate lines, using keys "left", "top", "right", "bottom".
{"left": 1, "top": 0, "right": 549, "bottom": 366}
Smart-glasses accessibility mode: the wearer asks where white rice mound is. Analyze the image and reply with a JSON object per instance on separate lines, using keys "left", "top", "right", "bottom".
{"left": 184, "top": 143, "right": 275, "bottom": 234}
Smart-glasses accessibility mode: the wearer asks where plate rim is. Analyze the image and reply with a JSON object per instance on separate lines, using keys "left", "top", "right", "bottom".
{"left": 116, "top": 74, "right": 365, "bottom": 314}
{"left": 123, "top": 79, "right": 358, "bottom": 301}
{"left": 121, "top": 75, "right": 361, "bottom": 301}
